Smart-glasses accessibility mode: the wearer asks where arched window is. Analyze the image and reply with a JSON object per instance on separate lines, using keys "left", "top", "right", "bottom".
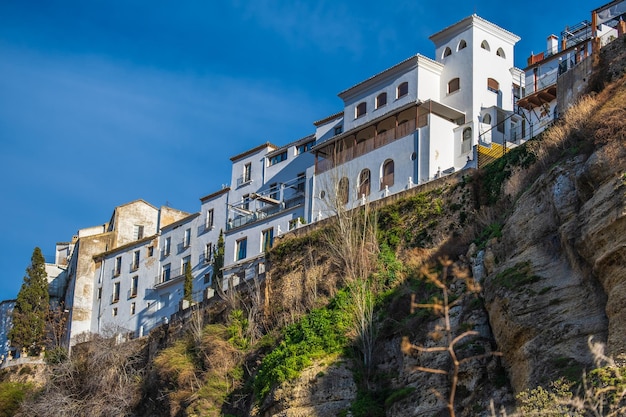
{"left": 443, "top": 47, "right": 452, "bottom": 58}
{"left": 338, "top": 177, "right": 349, "bottom": 205}
{"left": 487, "top": 78, "right": 499, "bottom": 93}
{"left": 481, "top": 40, "right": 490, "bottom": 51}
{"left": 397, "top": 82, "right": 409, "bottom": 98}
{"left": 482, "top": 113, "right": 492, "bottom": 124}
{"left": 496, "top": 47, "right": 506, "bottom": 58}
{"left": 355, "top": 102, "right": 367, "bottom": 118}
{"left": 376, "top": 92, "right": 387, "bottom": 109}
{"left": 359, "top": 169, "right": 371, "bottom": 197}
{"left": 381, "top": 159, "right": 394, "bottom": 189}
{"left": 448, "top": 78, "right": 460, "bottom": 94}
{"left": 462, "top": 128, "right": 472, "bottom": 154}
{"left": 457, "top": 40, "right": 467, "bottom": 50}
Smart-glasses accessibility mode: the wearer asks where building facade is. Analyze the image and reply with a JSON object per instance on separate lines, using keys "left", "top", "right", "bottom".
{"left": 6, "top": 5, "right": 623, "bottom": 348}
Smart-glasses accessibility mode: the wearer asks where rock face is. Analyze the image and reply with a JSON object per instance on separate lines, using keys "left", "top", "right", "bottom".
{"left": 483, "top": 141, "right": 626, "bottom": 393}
{"left": 259, "top": 359, "right": 356, "bottom": 417}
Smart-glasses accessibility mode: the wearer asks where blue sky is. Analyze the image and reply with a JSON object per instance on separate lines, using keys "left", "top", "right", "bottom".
{"left": 0, "top": 0, "right": 591, "bottom": 301}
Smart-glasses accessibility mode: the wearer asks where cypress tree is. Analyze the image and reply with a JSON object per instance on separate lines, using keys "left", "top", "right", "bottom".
{"left": 212, "top": 230, "right": 225, "bottom": 290}
{"left": 183, "top": 262, "right": 193, "bottom": 303}
{"left": 9, "top": 247, "right": 49, "bottom": 355}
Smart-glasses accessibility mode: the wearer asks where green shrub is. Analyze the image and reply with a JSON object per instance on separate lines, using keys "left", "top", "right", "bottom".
{"left": 0, "top": 381, "right": 33, "bottom": 417}
{"left": 254, "top": 305, "right": 350, "bottom": 402}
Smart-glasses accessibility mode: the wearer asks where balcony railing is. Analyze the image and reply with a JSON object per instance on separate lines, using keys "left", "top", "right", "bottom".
{"left": 316, "top": 118, "right": 416, "bottom": 174}
{"left": 226, "top": 195, "right": 304, "bottom": 231}
{"left": 154, "top": 266, "right": 186, "bottom": 288}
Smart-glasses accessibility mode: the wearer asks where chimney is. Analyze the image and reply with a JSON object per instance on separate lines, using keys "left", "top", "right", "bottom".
{"left": 547, "top": 34, "right": 558, "bottom": 55}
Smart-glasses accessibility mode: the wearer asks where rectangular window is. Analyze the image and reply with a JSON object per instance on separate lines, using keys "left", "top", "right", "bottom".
{"left": 296, "top": 140, "right": 314, "bottom": 155}
{"left": 448, "top": 78, "right": 460, "bottom": 94}
{"left": 397, "top": 82, "right": 409, "bottom": 98}
{"left": 268, "top": 151, "right": 288, "bottom": 166}
{"left": 183, "top": 228, "right": 191, "bottom": 248}
{"left": 133, "top": 225, "right": 144, "bottom": 240}
{"left": 242, "top": 194, "right": 250, "bottom": 210}
{"left": 334, "top": 125, "right": 343, "bottom": 135}
{"left": 164, "top": 237, "right": 171, "bottom": 256}
{"left": 132, "top": 250, "right": 140, "bottom": 270}
{"left": 162, "top": 264, "right": 171, "bottom": 283}
{"left": 112, "top": 282, "right": 120, "bottom": 303}
{"left": 130, "top": 275, "right": 138, "bottom": 298}
{"left": 236, "top": 238, "right": 247, "bottom": 261}
{"left": 147, "top": 246, "right": 154, "bottom": 257}
{"left": 243, "top": 163, "right": 252, "bottom": 183}
{"left": 262, "top": 228, "right": 274, "bottom": 252}
{"left": 355, "top": 102, "right": 367, "bottom": 118}
{"left": 204, "top": 272, "right": 211, "bottom": 285}
{"left": 130, "top": 302, "right": 136, "bottom": 315}
{"left": 288, "top": 218, "right": 300, "bottom": 231}
{"left": 112, "top": 307, "right": 118, "bottom": 317}
{"left": 114, "top": 256, "right": 122, "bottom": 276}
{"left": 97, "top": 287, "right": 102, "bottom": 300}
{"left": 204, "top": 243, "right": 212, "bottom": 264}
{"left": 182, "top": 255, "right": 191, "bottom": 273}
{"left": 206, "top": 209, "right": 214, "bottom": 230}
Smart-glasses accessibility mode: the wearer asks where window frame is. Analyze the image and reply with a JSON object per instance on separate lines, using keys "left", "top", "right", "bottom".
{"left": 114, "top": 256, "right": 122, "bottom": 277}
{"left": 164, "top": 237, "right": 171, "bottom": 257}
{"left": 243, "top": 163, "right": 252, "bottom": 183}
{"left": 359, "top": 169, "right": 371, "bottom": 197}
{"left": 183, "top": 228, "right": 191, "bottom": 248}
{"left": 162, "top": 264, "right": 171, "bottom": 283}
{"left": 487, "top": 78, "right": 499, "bottom": 93}
{"left": 131, "top": 250, "right": 140, "bottom": 271}
{"left": 448, "top": 78, "right": 460, "bottom": 94}
{"left": 236, "top": 238, "right": 247, "bottom": 261}
{"left": 112, "top": 281, "right": 120, "bottom": 303}
{"left": 376, "top": 92, "right": 387, "bottom": 109}
{"left": 206, "top": 209, "right": 214, "bottom": 230}
{"left": 261, "top": 228, "right": 274, "bottom": 252}
{"left": 381, "top": 159, "right": 395, "bottom": 190}
{"left": 355, "top": 102, "right": 367, "bottom": 119}
{"left": 204, "top": 243, "right": 212, "bottom": 264}
{"left": 396, "top": 82, "right": 409, "bottom": 99}
{"left": 130, "top": 275, "right": 138, "bottom": 298}
{"left": 268, "top": 150, "right": 288, "bottom": 166}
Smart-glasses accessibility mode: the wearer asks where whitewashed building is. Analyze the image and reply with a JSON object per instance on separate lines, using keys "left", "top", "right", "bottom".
{"left": 222, "top": 138, "right": 314, "bottom": 288}
{"left": 12, "top": 8, "right": 624, "bottom": 349}
{"left": 310, "top": 15, "right": 522, "bottom": 213}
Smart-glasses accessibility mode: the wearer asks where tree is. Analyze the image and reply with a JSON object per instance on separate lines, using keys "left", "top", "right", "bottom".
{"left": 211, "top": 230, "right": 225, "bottom": 292}
{"left": 319, "top": 168, "right": 380, "bottom": 383}
{"left": 183, "top": 262, "right": 193, "bottom": 303}
{"left": 9, "top": 247, "right": 49, "bottom": 355}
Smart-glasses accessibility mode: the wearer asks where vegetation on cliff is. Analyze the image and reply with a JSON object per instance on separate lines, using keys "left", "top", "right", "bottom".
{"left": 3, "top": 40, "right": 626, "bottom": 417}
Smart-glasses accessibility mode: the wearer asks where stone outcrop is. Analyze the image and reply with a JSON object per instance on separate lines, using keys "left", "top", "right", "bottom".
{"left": 483, "top": 137, "right": 626, "bottom": 393}
{"left": 258, "top": 358, "right": 356, "bottom": 417}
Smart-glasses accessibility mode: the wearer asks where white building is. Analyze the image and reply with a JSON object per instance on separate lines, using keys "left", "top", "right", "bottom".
{"left": 311, "top": 15, "right": 522, "bottom": 212}
{"left": 517, "top": 1, "right": 626, "bottom": 140}
{"left": 222, "top": 138, "right": 314, "bottom": 288}
{"left": 16, "top": 10, "right": 621, "bottom": 348}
